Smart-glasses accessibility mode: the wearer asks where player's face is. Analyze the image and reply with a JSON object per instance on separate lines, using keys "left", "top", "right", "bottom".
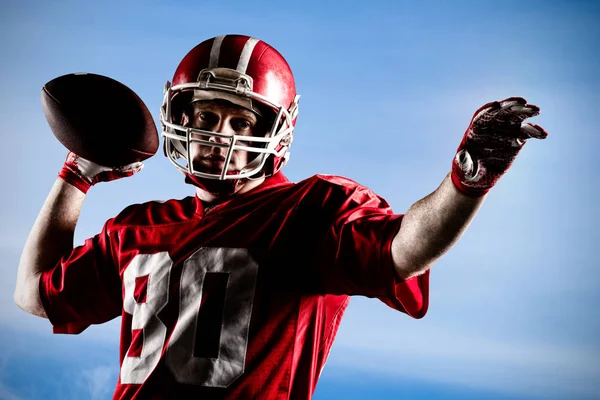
{"left": 181, "top": 100, "right": 264, "bottom": 176}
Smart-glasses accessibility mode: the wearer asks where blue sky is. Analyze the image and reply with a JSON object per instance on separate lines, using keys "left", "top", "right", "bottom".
{"left": 0, "top": 0, "right": 598, "bottom": 399}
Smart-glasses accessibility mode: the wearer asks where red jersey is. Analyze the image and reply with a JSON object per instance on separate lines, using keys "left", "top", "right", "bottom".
{"left": 39, "top": 172, "right": 429, "bottom": 399}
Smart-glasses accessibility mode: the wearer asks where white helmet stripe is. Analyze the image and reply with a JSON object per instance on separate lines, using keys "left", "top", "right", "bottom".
{"left": 208, "top": 35, "right": 225, "bottom": 68}
{"left": 236, "top": 37, "right": 259, "bottom": 73}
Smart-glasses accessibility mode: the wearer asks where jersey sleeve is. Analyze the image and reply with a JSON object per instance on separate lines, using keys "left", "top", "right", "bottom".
{"left": 39, "top": 219, "right": 123, "bottom": 334}
{"left": 307, "top": 177, "right": 429, "bottom": 318}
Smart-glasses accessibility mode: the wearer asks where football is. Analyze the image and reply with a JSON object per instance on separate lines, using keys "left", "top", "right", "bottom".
{"left": 41, "top": 72, "right": 159, "bottom": 167}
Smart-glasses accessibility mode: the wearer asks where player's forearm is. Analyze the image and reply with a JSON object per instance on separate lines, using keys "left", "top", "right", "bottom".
{"left": 14, "top": 179, "right": 85, "bottom": 317}
{"left": 391, "top": 173, "right": 484, "bottom": 279}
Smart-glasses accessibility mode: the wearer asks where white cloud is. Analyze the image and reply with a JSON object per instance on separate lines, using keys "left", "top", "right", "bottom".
{"left": 0, "top": 345, "right": 22, "bottom": 400}
{"left": 337, "top": 320, "right": 597, "bottom": 373}
{"left": 325, "top": 348, "right": 600, "bottom": 400}
{"left": 327, "top": 298, "right": 600, "bottom": 399}
{"left": 0, "top": 384, "right": 22, "bottom": 400}
{"left": 78, "top": 365, "right": 116, "bottom": 400}
{"left": 0, "top": 347, "right": 16, "bottom": 400}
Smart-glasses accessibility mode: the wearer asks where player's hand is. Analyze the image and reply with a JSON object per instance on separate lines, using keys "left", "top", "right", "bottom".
{"left": 451, "top": 97, "right": 548, "bottom": 197}
{"left": 58, "top": 151, "right": 144, "bottom": 194}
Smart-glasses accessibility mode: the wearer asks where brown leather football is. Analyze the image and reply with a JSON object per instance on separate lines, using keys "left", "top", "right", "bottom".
{"left": 41, "top": 73, "right": 159, "bottom": 167}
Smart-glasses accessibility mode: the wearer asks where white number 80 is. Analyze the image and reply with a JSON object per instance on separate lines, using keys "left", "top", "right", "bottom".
{"left": 121, "top": 247, "right": 259, "bottom": 387}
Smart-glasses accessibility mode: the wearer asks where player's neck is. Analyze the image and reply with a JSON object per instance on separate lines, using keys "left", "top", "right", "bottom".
{"left": 195, "top": 177, "right": 266, "bottom": 204}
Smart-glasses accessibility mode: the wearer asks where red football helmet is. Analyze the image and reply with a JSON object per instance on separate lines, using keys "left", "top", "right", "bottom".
{"left": 160, "top": 34, "right": 300, "bottom": 184}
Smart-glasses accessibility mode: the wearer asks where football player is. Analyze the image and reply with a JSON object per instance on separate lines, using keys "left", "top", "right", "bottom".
{"left": 14, "top": 35, "right": 547, "bottom": 399}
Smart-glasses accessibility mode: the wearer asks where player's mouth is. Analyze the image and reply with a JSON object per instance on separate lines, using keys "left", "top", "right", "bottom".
{"left": 201, "top": 155, "right": 226, "bottom": 167}
{"left": 194, "top": 155, "right": 241, "bottom": 175}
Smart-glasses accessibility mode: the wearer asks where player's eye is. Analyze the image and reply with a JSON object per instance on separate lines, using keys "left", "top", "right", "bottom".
{"left": 198, "top": 112, "right": 217, "bottom": 123}
{"left": 232, "top": 118, "right": 252, "bottom": 131}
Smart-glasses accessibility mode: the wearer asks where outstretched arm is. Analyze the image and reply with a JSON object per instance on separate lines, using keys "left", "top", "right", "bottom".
{"left": 392, "top": 97, "right": 548, "bottom": 279}
{"left": 392, "top": 174, "right": 483, "bottom": 279}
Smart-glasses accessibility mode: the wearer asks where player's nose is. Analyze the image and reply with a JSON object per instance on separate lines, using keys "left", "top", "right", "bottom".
{"left": 208, "top": 119, "right": 234, "bottom": 144}
{"left": 208, "top": 134, "right": 231, "bottom": 145}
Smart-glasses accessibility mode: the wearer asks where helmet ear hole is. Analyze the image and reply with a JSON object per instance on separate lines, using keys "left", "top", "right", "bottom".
{"left": 171, "top": 91, "right": 194, "bottom": 124}
{"left": 254, "top": 104, "right": 277, "bottom": 132}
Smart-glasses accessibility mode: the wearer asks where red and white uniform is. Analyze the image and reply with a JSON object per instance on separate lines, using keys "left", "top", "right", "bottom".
{"left": 40, "top": 173, "right": 429, "bottom": 399}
